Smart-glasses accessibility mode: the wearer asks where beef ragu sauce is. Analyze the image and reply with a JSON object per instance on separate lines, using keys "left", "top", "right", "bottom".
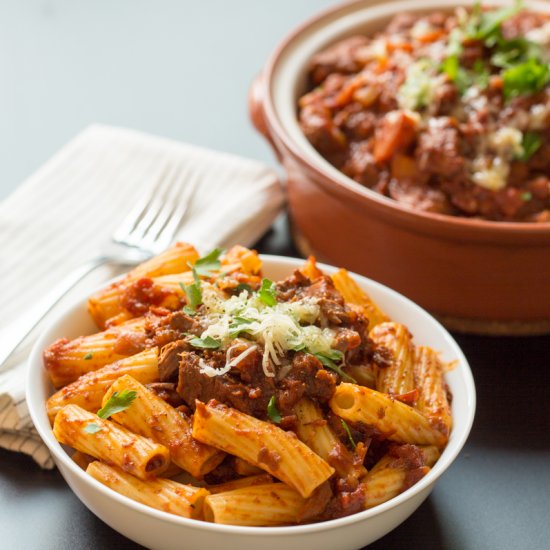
{"left": 298, "top": 3, "right": 550, "bottom": 221}
{"left": 153, "top": 270, "right": 431, "bottom": 521}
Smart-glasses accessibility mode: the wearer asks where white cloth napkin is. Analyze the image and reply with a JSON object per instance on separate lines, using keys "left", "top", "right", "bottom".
{"left": 0, "top": 124, "right": 284, "bottom": 468}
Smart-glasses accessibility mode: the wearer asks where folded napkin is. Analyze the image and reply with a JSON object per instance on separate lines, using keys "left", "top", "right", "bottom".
{"left": 0, "top": 124, "right": 284, "bottom": 469}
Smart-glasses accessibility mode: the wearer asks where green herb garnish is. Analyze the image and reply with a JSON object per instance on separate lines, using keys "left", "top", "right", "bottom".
{"left": 516, "top": 132, "right": 542, "bottom": 161}
{"left": 521, "top": 191, "right": 533, "bottom": 201}
{"left": 193, "top": 248, "right": 223, "bottom": 277}
{"left": 258, "top": 278, "right": 277, "bottom": 307}
{"left": 290, "top": 343, "right": 307, "bottom": 352}
{"left": 188, "top": 335, "right": 222, "bottom": 349}
{"left": 83, "top": 423, "right": 102, "bottom": 434}
{"left": 313, "top": 350, "right": 356, "bottom": 383}
{"left": 228, "top": 317, "right": 255, "bottom": 337}
{"left": 267, "top": 395, "right": 282, "bottom": 424}
{"left": 491, "top": 37, "right": 540, "bottom": 69}
{"left": 340, "top": 419, "right": 357, "bottom": 450}
{"left": 83, "top": 352, "right": 93, "bottom": 360}
{"left": 180, "top": 266, "right": 202, "bottom": 312}
{"left": 182, "top": 305, "right": 197, "bottom": 316}
{"left": 97, "top": 389, "right": 138, "bottom": 420}
{"left": 503, "top": 58, "right": 550, "bottom": 101}
{"left": 464, "top": 1, "right": 522, "bottom": 43}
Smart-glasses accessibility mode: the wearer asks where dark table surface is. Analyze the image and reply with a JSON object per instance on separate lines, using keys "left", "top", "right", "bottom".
{"left": 1, "top": 216, "right": 549, "bottom": 550}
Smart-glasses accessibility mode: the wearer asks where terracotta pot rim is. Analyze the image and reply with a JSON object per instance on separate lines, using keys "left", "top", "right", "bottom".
{"left": 259, "top": 0, "right": 550, "bottom": 237}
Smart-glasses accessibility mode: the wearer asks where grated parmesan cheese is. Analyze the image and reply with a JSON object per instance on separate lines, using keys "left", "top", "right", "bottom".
{"left": 198, "top": 283, "right": 337, "bottom": 378}
{"left": 488, "top": 127, "right": 524, "bottom": 159}
{"left": 471, "top": 156, "right": 510, "bottom": 191}
{"left": 529, "top": 103, "right": 550, "bottom": 130}
{"left": 397, "top": 59, "right": 441, "bottom": 111}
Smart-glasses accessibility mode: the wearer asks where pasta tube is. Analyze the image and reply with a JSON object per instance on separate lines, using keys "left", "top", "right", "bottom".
{"left": 71, "top": 451, "right": 95, "bottom": 470}
{"left": 53, "top": 404, "right": 170, "bottom": 479}
{"left": 329, "top": 383, "right": 447, "bottom": 448}
{"left": 370, "top": 322, "right": 415, "bottom": 396}
{"left": 203, "top": 483, "right": 307, "bottom": 526}
{"left": 294, "top": 398, "right": 365, "bottom": 480}
{"left": 233, "top": 457, "right": 264, "bottom": 476}
{"left": 44, "top": 316, "right": 148, "bottom": 389}
{"left": 207, "top": 473, "right": 274, "bottom": 494}
{"left": 88, "top": 243, "right": 199, "bottom": 328}
{"left": 103, "top": 375, "right": 224, "bottom": 478}
{"left": 363, "top": 453, "right": 430, "bottom": 509}
{"left": 87, "top": 461, "right": 209, "bottom": 519}
{"left": 46, "top": 348, "right": 159, "bottom": 423}
{"left": 331, "top": 268, "right": 388, "bottom": 328}
{"left": 192, "top": 401, "right": 334, "bottom": 498}
{"left": 300, "top": 256, "right": 323, "bottom": 280}
{"left": 414, "top": 346, "right": 453, "bottom": 437}
{"left": 344, "top": 364, "right": 376, "bottom": 388}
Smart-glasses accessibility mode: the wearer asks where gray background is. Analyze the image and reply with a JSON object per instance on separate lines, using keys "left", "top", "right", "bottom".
{"left": 1, "top": 1, "right": 549, "bottom": 550}
{"left": 0, "top": 0, "right": 333, "bottom": 201}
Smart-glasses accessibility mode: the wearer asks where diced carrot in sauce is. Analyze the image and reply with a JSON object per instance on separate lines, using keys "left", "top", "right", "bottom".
{"left": 374, "top": 111, "right": 418, "bottom": 164}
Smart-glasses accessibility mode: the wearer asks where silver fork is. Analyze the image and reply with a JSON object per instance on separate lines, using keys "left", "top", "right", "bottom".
{"left": 0, "top": 162, "right": 198, "bottom": 369}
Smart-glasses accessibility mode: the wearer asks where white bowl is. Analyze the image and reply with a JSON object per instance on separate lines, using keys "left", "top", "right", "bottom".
{"left": 27, "top": 255, "right": 476, "bottom": 550}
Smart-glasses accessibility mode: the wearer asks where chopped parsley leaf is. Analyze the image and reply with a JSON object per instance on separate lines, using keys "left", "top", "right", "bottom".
{"left": 340, "top": 419, "right": 357, "bottom": 450}
{"left": 502, "top": 58, "right": 550, "bottom": 101}
{"left": 182, "top": 305, "right": 197, "bottom": 316}
{"left": 516, "top": 132, "right": 542, "bottom": 161}
{"left": 83, "top": 352, "right": 93, "bottom": 360}
{"left": 180, "top": 266, "right": 202, "bottom": 312}
{"left": 228, "top": 316, "right": 255, "bottom": 337}
{"left": 188, "top": 335, "right": 221, "bottom": 349}
{"left": 267, "top": 395, "right": 282, "bottom": 424}
{"left": 521, "top": 191, "right": 533, "bottom": 201}
{"left": 83, "top": 423, "right": 102, "bottom": 434}
{"left": 193, "top": 248, "right": 223, "bottom": 277}
{"left": 258, "top": 278, "right": 277, "bottom": 307}
{"left": 97, "top": 390, "right": 138, "bottom": 420}
{"left": 313, "top": 351, "right": 356, "bottom": 383}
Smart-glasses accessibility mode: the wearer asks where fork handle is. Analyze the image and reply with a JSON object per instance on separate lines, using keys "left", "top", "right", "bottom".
{"left": 0, "top": 256, "right": 109, "bottom": 369}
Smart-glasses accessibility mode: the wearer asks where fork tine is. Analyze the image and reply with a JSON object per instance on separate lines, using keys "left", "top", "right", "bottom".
{"left": 112, "top": 163, "right": 172, "bottom": 246}
{"left": 140, "top": 167, "right": 200, "bottom": 253}
{"left": 125, "top": 166, "right": 179, "bottom": 246}
{"left": 139, "top": 165, "right": 191, "bottom": 249}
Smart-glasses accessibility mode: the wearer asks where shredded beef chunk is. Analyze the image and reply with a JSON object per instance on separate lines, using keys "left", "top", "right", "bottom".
{"left": 302, "top": 275, "right": 354, "bottom": 325}
{"left": 149, "top": 310, "right": 203, "bottom": 348}
{"left": 176, "top": 349, "right": 275, "bottom": 418}
{"left": 158, "top": 339, "right": 189, "bottom": 382}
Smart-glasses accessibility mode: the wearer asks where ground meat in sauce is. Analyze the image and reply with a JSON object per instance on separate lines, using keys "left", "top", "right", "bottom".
{"left": 145, "top": 382, "right": 185, "bottom": 408}
{"left": 298, "top": 7, "right": 550, "bottom": 221}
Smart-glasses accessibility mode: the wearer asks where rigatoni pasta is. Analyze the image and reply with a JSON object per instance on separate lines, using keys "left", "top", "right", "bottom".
{"left": 203, "top": 483, "right": 308, "bottom": 526}
{"left": 46, "top": 348, "right": 159, "bottom": 423}
{"left": 87, "top": 461, "right": 209, "bottom": 519}
{"left": 45, "top": 242, "right": 453, "bottom": 526}
{"left": 370, "top": 322, "right": 415, "bottom": 397}
{"left": 53, "top": 404, "right": 170, "bottom": 479}
{"left": 192, "top": 401, "right": 334, "bottom": 498}
{"left": 329, "top": 383, "right": 447, "bottom": 448}
{"left": 102, "top": 374, "right": 224, "bottom": 478}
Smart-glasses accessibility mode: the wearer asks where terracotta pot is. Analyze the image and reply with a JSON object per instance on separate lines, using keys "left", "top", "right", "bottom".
{"left": 249, "top": 0, "right": 550, "bottom": 335}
